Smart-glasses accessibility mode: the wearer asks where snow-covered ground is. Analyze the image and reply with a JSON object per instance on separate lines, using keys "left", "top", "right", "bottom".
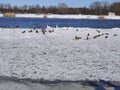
{"left": 0, "top": 27, "right": 120, "bottom": 81}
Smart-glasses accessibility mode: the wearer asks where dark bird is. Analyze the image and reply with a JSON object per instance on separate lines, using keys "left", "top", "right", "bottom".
{"left": 22, "top": 31, "right": 25, "bottom": 33}
{"left": 29, "top": 30, "right": 32, "bottom": 32}
{"left": 36, "top": 30, "right": 39, "bottom": 33}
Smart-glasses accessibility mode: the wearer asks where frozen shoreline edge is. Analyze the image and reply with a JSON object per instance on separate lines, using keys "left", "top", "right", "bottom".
{"left": 0, "top": 76, "right": 119, "bottom": 84}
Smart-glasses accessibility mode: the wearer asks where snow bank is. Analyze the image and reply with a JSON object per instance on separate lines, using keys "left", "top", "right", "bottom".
{"left": 15, "top": 14, "right": 120, "bottom": 19}
{"left": 104, "top": 16, "right": 120, "bottom": 19}
{"left": 47, "top": 14, "right": 99, "bottom": 19}
{"left": 0, "top": 27, "right": 120, "bottom": 81}
{"left": 0, "top": 13, "right": 120, "bottom": 19}
{"left": 16, "top": 14, "right": 43, "bottom": 18}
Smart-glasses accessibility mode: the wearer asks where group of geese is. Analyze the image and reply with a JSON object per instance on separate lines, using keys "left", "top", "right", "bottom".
{"left": 21, "top": 27, "right": 117, "bottom": 40}
{"left": 21, "top": 25, "right": 56, "bottom": 34}
{"left": 22, "top": 28, "right": 54, "bottom": 34}
{"left": 75, "top": 29, "right": 118, "bottom": 40}
{"left": 22, "top": 29, "right": 39, "bottom": 34}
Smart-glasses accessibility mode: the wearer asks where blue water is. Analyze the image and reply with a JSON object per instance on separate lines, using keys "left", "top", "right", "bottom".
{"left": 0, "top": 17, "right": 120, "bottom": 28}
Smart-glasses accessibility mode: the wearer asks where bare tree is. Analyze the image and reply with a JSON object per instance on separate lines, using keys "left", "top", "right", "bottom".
{"left": 0, "top": 2, "right": 119, "bottom": 15}
{"left": 110, "top": 2, "right": 120, "bottom": 15}
{"left": 101, "top": 1, "right": 110, "bottom": 15}
{"left": 90, "top": 1, "right": 102, "bottom": 15}
{"left": 57, "top": 3, "right": 69, "bottom": 14}
{"left": 58, "top": 3, "right": 68, "bottom": 8}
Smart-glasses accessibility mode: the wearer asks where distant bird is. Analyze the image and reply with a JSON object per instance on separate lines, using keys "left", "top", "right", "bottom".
{"left": 86, "top": 33, "right": 90, "bottom": 40}
{"left": 105, "top": 33, "right": 109, "bottom": 35}
{"left": 36, "top": 30, "right": 39, "bottom": 33}
{"left": 29, "top": 30, "right": 32, "bottom": 32}
{"left": 75, "top": 36, "right": 81, "bottom": 40}
{"left": 48, "top": 29, "right": 54, "bottom": 33}
{"left": 93, "top": 36, "right": 97, "bottom": 39}
{"left": 22, "top": 31, "right": 25, "bottom": 33}
{"left": 93, "top": 34, "right": 101, "bottom": 39}
{"left": 113, "top": 34, "right": 117, "bottom": 36}
{"left": 101, "top": 33, "right": 104, "bottom": 36}
{"left": 86, "top": 36, "right": 89, "bottom": 40}
{"left": 96, "top": 30, "right": 100, "bottom": 33}
{"left": 42, "top": 29, "right": 46, "bottom": 34}
{"left": 105, "top": 36, "right": 108, "bottom": 38}
{"left": 76, "top": 29, "right": 79, "bottom": 31}
{"left": 48, "top": 30, "right": 52, "bottom": 33}
{"left": 87, "top": 33, "right": 90, "bottom": 36}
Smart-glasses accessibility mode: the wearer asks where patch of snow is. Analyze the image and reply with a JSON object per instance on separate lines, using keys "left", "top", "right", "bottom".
{"left": 15, "top": 14, "right": 44, "bottom": 18}
{"left": 104, "top": 16, "right": 120, "bottom": 19}
{"left": 0, "top": 14, "right": 3, "bottom": 17}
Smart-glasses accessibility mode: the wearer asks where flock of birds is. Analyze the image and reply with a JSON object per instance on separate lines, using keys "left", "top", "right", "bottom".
{"left": 21, "top": 28, "right": 54, "bottom": 34}
{"left": 21, "top": 27, "right": 118, "bottom": 41}
{"left": 75, "top": 29, "right": 118, "bottom": 40}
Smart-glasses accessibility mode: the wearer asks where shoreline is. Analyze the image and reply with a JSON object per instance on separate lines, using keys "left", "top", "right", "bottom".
{"left": 0, "top": 13, "right": 120, "bottom": 19}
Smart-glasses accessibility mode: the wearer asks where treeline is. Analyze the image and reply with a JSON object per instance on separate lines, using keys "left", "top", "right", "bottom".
{"left": 0, "top": 1, "right": 120, "bottom": 15}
